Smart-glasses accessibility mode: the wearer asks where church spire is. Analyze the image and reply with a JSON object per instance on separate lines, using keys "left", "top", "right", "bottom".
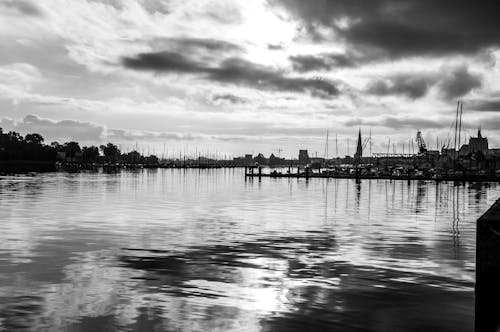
{"left": 354, "top": 129, "right": 362, "bottom": 163}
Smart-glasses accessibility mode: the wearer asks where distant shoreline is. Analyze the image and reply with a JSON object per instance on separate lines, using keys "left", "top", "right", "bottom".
{"left": 0, "top": 160, "right": 57, "bottom": 173}
{"left": 1, "top": 162, "right": 500, "bottom": 183}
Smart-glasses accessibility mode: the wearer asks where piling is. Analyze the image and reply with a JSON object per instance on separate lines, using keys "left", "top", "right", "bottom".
{"left": 476, "top": 197, "right": 500, "bottom": 332}
{"left": 258, "top": 166, "right": 262, "bottom": 178}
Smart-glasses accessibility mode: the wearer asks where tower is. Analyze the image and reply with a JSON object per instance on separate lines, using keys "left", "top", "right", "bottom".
{"left": 354, "top": 129, "right": 362, "bottom": 163}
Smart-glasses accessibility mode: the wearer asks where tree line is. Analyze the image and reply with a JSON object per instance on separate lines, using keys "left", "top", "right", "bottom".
{"left": 0, "top": 128, "right": 159, "bottom": 164}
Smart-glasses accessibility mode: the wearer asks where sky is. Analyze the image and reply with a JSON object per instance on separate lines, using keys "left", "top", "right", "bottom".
{"left": 1, "top": 0, "right": 500, "bottom": 158}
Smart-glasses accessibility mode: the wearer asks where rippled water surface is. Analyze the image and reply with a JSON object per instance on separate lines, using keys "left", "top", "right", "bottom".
{"left": 1, "top": 169, "right": 499, "bottom": 331}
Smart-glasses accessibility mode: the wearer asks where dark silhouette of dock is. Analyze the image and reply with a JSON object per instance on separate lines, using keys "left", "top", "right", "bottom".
{"left": 476, "top": 197, "right": 500, "bottom": 332}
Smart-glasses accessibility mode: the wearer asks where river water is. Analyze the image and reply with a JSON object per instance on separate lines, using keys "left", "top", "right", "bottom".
{"left": 0, "top": 169, "right": 499, "bottom": 331}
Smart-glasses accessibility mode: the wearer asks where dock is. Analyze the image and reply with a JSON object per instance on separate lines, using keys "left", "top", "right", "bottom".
{"left": 476, "top": 197, "right": 500, "bottom": 331}
{"left": 244, "top": 166, "right": 500, "bottom": 182}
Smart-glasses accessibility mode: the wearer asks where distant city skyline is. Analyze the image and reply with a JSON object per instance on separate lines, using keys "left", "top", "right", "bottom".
{"left": 1, "top": 0, "right": 500, "bottom": 156}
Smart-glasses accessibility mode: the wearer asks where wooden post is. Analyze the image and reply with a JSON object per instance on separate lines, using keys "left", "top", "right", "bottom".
{"left": 476, "top": 198, "right": 500, "bottom": 332}
{"left": 258, "top": 166, "right": 262, "bottom": 178}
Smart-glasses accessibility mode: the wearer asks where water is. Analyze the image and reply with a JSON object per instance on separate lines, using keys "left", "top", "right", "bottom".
{"left": 0, "top": 169, "right": 498, "bottom": 331}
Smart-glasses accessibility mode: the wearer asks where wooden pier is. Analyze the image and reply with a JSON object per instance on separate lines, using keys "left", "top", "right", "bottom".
{"left": 244, "top": 166, "right": 500, "bottom": 182}
{"left": 476, "top": 197, "right": 500, "bottom": 331}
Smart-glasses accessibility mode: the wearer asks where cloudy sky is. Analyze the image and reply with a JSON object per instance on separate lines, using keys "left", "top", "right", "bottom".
{"left": 1, "top": 0, "right": 500, "bottom": 158}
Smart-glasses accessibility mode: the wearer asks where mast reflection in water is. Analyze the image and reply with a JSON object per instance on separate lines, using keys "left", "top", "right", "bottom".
{"left": 0, "top": 169, "right": 498, "bottom": 331}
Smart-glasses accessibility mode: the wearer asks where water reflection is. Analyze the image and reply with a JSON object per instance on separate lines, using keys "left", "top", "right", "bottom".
{"left": 0, "top": 170, "right": 498, "bottom": 331}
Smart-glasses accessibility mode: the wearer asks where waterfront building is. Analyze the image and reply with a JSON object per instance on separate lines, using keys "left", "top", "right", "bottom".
{"left": 298, "top": 150, "right": 310, "bottom": 165}
{"left": 254, "top": 153, "right": 267, "bottom": 165}
{"left": 488, "top": 149, "right": 500, "bottom": 158}
{"left": 441, "top": 148, "right": 458, "bottom": 160}
{"left": 469, "top": 129, "right": 488, "bottom": 155}
{"left": 459, "top": 144, "right": 470, "bottom": 157}
{"left": 269, "top": 153, "right": 286, "bottom": 166}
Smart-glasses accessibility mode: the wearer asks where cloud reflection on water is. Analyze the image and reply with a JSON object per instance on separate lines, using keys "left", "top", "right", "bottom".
{"left": 0, "top": 170, "right": 498, "bottom": 331}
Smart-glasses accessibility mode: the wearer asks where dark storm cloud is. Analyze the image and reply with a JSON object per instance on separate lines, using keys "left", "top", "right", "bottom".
{"left": 269, "top": 0, "right": 500, "bottom": 58}
{"left": 345, "top": 116, "right": 444, "bottom": 129}
{"left": 289, "top": 53, "right": 357, "bottom": 72}
{"left": 212, "top": 94, "right": 247, "bottom": 104}
{"left": 152, "top": 37, "right": 244, "bottom": 53}
{"left": 122, "top": 52, "right": 341, "bottom": 98}
{"left": 438, "top": 66, "right": 482, "bottom": 100}
{"left": 467, "top": 99, "right": 500, "bottom": 112}
{"left": 207, "top": 58, "right": 340, "bottom": 97}
{"left": 366, "top": 75, "right": 433, "bottom": 99}
{"left": 1, "top": 0, "right": 43, "bottom": 16}
{"left": 123, "top": 51, "right": 206, "bottom": 73}
{"left": 365, "top": 65, "right": 481, "bottom": 100}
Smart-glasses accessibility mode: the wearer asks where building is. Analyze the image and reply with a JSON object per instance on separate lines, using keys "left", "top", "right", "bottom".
{"left": 458, "top": 144, "right": 470, "bottom": 157}
{"left": 469, "top": 129, "right": 488, "bottom": 155}
{"left": 298, "top": 150, "right": 310, "bottom": 165}
{"left": 354, "top": 129, "right": 362, "bottom": 163}
{"left": 233, "top": 154, "right": 254, "bottom": 166}
{"left": 488, "top": 149, "right": 500, "bottom": 158}
{"left": 269, "top": 153, "right": 286, "bottom": 166}
{"left": 441, "top": 148, "right": 457, "bottom": 160}
{"left": 254, "top": 153, "right": 267, "bottom": 165}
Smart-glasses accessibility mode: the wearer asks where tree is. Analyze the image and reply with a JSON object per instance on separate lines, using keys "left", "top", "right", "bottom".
{"left": 51, "top": 141, "right": 62, "bottom": 151}
{"left": 123, "top": 150, "right": 142, "bottom": 164}
{"left": 63, "top": 141, "right": 81, "bottom": 159}
{"left": 82, "top": 146, "right": 99, "bottom": 162}
{"left": 7, "top": 131, "right": 23, "bottom": 142}
{"left": 100, "top": 143, "right": 120, "bottom": 162}
{"left": 25, "top": 133, "right": 44, "bottom": 145}
{"left": 144, "top": 155, "right": 159, "bottom": 165}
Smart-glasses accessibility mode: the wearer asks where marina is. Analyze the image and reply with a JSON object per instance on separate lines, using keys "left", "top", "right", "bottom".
{"left": 244, "top": 166, "right": 500, "bottom": 182}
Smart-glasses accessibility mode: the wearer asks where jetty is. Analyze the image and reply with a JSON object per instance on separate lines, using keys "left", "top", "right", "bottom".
{"left": 476, "top": 197, "right": 500, "bottom": 331}
{"left": 244, "top": 166, "right": 500, "bottom": 182}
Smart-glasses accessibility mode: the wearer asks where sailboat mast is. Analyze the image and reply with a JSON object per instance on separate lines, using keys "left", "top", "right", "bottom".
{"left": 458, "top": 100, "right": 463, "bottom": 147}
{"left": 335, "top": 134, "right": 338, "bottom": 157}
{"left": 324, "top": 130, "right": 329, "bottom": 159}
{"left": 454, "top": 100, "right": 460, "bottom": 153}
{"left": 369, "top": 128, "right": 372, "bottom": 157}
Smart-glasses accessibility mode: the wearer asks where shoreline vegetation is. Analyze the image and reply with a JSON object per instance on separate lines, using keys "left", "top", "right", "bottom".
{"left": 0, "top": 128, "right": 165, "bottom": 174}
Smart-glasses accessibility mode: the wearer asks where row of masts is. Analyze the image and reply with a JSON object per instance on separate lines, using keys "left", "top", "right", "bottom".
{"left": 322, "top": 100, "right": 471, "bottom": 159}
{"left": 117, "top": 144, "right": 235, "bottom": 161}
{"left": 116, "top": 102, "right": 470, "bottom": 160}
{"left": 323, "top": 129, "right": 373, "bottom": 159}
